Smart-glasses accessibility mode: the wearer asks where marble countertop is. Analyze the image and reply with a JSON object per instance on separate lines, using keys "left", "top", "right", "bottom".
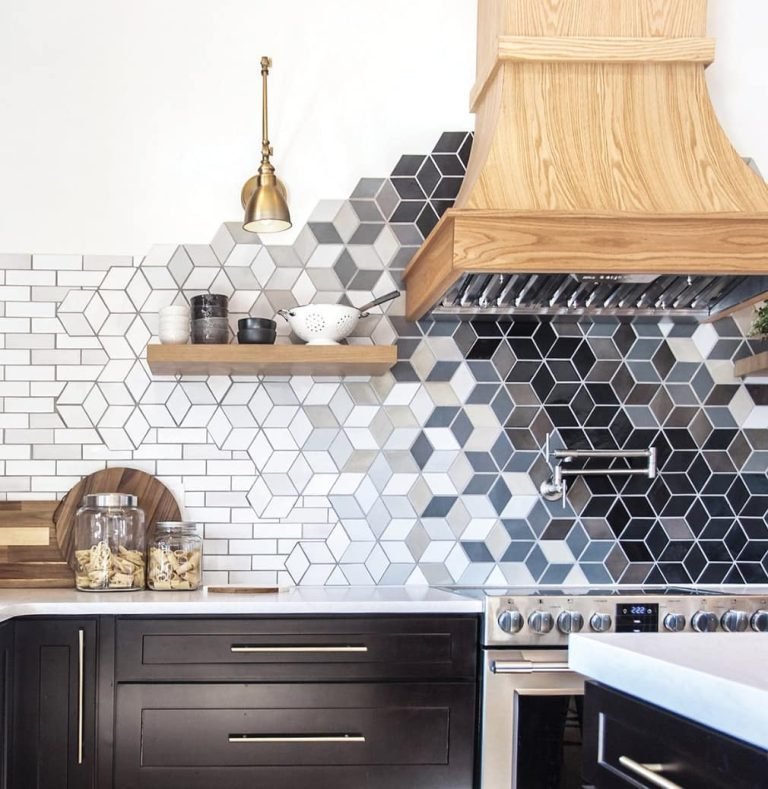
{"left": 569, "top": 632, "right": 768, "bottom": 750}
{"left": 0, "top": 586, "right": 483, "bottom": 621}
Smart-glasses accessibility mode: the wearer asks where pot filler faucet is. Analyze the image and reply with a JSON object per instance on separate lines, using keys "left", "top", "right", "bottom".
{"left": 540, "top": 432, "right": 657, "bottom": 506}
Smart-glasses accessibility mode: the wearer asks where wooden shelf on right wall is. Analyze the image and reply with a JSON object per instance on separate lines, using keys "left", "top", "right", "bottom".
{"left": 734, "top": 351, "right": 768, "bottom": 378}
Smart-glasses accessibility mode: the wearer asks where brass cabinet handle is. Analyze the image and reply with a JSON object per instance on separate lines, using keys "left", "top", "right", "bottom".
{"left": 77, "top": 629, "right": 84, "bottom": 765}
{"left": 229, "top": 734, "right": 366, "bottom": 743}
{"left": 230, "top": 645, "right": 368, "bottom": 653}
{"left": 618, "top": 756, "right": 683, "bottom": 789}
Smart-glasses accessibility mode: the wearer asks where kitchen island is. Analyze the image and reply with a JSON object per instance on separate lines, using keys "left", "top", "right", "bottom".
{"left": 570, "top": 631, "right": 768, "bottom": 750}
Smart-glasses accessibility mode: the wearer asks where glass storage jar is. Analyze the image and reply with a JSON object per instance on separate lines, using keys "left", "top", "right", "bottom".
{"left": 147, "top": 522, "right": 202, "bottom": 590}
{"left": 74, "top": 493, "right": 146, "bottom": 591}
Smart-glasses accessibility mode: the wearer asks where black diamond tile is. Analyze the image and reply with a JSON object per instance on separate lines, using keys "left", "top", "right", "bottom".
{"left": 508, "top": 336, "right": 541, "bottom": 359}
{"left": 698, "top": 563, "right": 731, "bottom": 583}
{"left": 391, "top": 177, "right": 426, "bottom": 200}
{"left": 531, "top": 366, "right": 556, "bottom": 400}
{"left": 530, "top": 322, "right": 556, "bottom": 355}
{"left": 392, "top": 155, "right": 426, "bottom": 176}
{"left": 431, "top": 199, "right": 455, "bottom": 219}
{"left": 416, "top": 203, "right": 439, "bottom": 238}
{"left": 458, "top": 133, "right": 473, "bottom": 166}
{"left": 507, "top": 320, "right": 537, "bottom": 337}
{"left": 432, "top": 153, "right": 465, "bottom": 176}
{"left": 621, "top": 541, "right": 653, "bottom": 562}
{"left": 432, "top": 178, "right": 464, "bottom": 200}
{"left": 433, "top": 132, "right": 468, "bottom": 153}
{"left": 390, "top": 200, "right": 424, "bottom": 223}
{"left": 613, "top": 323, "right": 637, "bottom": 354}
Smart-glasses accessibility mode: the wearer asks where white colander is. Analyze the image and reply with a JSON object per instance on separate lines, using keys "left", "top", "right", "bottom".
{"left": 277, "top": 292, "right": 399, "bottom": 345}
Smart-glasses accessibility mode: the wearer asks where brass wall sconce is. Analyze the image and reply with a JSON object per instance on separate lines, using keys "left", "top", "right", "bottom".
{"left": 241, "top": 56, "right": 292, "bottom": 234}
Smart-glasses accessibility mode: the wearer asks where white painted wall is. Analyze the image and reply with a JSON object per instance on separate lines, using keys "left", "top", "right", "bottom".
{"left": 0, "top": 0, "right": 765, "bottom": 256}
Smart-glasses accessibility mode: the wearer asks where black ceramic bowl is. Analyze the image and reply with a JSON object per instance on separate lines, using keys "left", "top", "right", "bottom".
{"left": 238, "top": 317, "right": 277, "bottom": 331}
{"left": 238, "top": 328, "right": 276, "bottom": 345}
{"left": 191, "top": 294, "right": 229, "bottom": 318}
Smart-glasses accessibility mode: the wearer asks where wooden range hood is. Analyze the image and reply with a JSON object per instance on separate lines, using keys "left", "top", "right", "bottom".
{"left": 403, "top": 0, "right": 768, "bottom": 320}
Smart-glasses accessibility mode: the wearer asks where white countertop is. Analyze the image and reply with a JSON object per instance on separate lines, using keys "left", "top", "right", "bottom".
{"left": 0, "top": 586, "right": 482, "bottom": 621}
{"left": 569, "top": 632, "right": 768, "bottom": 750}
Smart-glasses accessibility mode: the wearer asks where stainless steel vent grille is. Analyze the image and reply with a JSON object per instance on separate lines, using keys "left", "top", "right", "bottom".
{"left": 436, "top": 273, "right": 755, "bottom": 317}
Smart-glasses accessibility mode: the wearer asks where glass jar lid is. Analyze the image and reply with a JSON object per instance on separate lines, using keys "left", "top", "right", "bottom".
{"left": 155, "top": 521, "right": 198, "bottom": 530}
{"left": 81, "top": 493, "right": 138, "bottom": 508}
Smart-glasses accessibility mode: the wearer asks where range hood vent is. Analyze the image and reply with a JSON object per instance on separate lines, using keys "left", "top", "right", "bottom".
{"left": 404, "top": 0, "right": 768, "bottom": 321}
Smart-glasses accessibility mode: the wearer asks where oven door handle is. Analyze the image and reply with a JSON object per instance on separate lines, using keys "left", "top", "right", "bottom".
{"left": 491, "top": 659, "right": 572, "bottom": 674}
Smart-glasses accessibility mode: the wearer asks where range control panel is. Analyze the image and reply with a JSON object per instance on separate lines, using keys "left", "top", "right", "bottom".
{"left": 484, "top": 593, "right": 768, "bottom": 647}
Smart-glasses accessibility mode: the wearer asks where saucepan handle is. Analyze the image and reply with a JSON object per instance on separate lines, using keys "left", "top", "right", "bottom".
{"left": 357, "top": 290, "right": 400, "bottom": 317}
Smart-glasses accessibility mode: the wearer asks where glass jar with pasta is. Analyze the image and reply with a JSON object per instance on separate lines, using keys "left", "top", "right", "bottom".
{"left": 74, "top": 494, "right": 146, "bottom": 591}
{"left": 147, "top": 522, "right": 202, "bottom": 591}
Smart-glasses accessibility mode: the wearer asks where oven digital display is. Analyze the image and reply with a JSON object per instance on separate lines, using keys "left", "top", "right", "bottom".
{"left": 616, "top": 603, "right": 659, "bottom": 632}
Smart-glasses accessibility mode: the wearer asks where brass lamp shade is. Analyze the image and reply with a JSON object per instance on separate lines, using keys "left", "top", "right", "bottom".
{"left": 242, "top": 56, "right": 292, "bottom": 234}
{"left": 241, "top": 165, "right": 291, "bottom": 234}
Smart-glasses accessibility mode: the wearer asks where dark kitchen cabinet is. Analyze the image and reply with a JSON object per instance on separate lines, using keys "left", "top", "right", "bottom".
{"left": 0, "top": 622, "right": 12, "bottom": 789}
{"left": 11, "top": 618, "right": 98, "bottom": 789}
{"left": 583, "top": 680, "right": 768, "bottom": 789}
{"left": 113, "top": 615, "right": 479, "bottom": 789}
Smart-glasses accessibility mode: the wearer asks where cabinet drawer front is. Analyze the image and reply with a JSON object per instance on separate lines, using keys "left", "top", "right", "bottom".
{"left": 115, "top": 682, "right": 476, "bottom": 789}
{"left": 584, "top": 682, "right": 768, "bottom": 789}
{"left": 116, "top": 616, "right": 478, "bottom": 681}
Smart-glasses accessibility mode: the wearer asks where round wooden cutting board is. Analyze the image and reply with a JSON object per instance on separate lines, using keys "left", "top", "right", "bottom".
{"left": 54, "top": 468, "right": 181, "bottom": 570}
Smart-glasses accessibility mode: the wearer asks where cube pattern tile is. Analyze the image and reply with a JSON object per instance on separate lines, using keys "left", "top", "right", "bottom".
{"left": 0, "top": 132, "right": 767, "bottom": 587}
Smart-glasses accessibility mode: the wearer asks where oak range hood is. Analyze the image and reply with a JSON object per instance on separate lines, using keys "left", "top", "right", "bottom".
{"left": 403, "top": 0, "right": 768, "bottom": 320}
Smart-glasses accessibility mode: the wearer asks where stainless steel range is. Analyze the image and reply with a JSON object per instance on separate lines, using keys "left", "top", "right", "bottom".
{"left": 446, "top": 586, "right": 768, "bottom": 789}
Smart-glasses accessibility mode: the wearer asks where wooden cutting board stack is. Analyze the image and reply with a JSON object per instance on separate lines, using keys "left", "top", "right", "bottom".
{"left": 0, "top": 468, "right": 181, "bottom": 588}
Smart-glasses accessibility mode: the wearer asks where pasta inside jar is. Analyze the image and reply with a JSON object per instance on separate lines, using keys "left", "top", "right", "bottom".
{"left": 147, "top": 522, "right": 202, "bottom": 591}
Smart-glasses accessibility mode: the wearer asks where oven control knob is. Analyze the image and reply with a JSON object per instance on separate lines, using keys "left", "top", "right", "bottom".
{"left": 589, "top": 613, "right": 612, "bottom": 633}
{"left": 721, "top": 610, "right": 749, "bottom": 633}
{"left": 750, "top": 610, "right": 768, "bottom": 633}
{"left": 663, "top": 613, "right": 686, "bottom": 633}
{"left": 557, "top": 611, "right": 584, "bottom": 634}
{"left": 691, "top": 611, "right": 718, "bottom": 633}
{"left": 497, "top": 610, "right": 524, "bottom": 634}
{"left": 528, "top": 611, "right": 554, "bottom": 634}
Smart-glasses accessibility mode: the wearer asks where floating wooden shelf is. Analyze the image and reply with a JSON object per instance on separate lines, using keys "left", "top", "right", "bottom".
{"left": 734, "top": 352, "right": 768, "bottom": 378}
{"left": 146, "top": 344, "right": 397, "bottom": 377}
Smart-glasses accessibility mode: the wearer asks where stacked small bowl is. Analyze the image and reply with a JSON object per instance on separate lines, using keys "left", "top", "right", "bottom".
{"left": 238, "top": 317, "right": 276, "bottom": 344}
{"left": 159, "top": 305, "right": 190, "bottom": 344}
{"left": 191, "top": 294, "right": 229, "bottom": 344}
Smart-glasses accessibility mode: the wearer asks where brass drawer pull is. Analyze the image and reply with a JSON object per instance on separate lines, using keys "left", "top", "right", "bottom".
{"left": 230, "top": 645, "right": 368, "bottom": 653}
{"left": 618, "top": 756, "right": 683, "bottom": 789}
{"left": 229, "top": 734, "right": 366, "bottom": 743}
{"left": 77, "top": 629, "right": 85, "bottom": 765}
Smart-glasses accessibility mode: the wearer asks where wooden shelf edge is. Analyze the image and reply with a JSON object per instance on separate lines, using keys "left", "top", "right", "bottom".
{"left": 146, "top": 344, "right": 397, "bottom": 377}
{"left": 734, "top": 351, "right": 768, "bottom": 378}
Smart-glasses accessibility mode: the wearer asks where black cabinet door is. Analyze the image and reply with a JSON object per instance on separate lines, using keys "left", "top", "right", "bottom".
{"left": 583, "top": 681, "right": 768, "bottom": 789}
{"left": 0, "top": 622, "right": 12, "bottom": 789}
{"left": 11, "top": 619, "right": 98, "bottom": 789}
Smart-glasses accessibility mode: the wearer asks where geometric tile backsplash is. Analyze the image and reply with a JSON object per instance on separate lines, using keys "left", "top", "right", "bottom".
{"left": 1, "top": 131, "right": 767, "bottom": 586}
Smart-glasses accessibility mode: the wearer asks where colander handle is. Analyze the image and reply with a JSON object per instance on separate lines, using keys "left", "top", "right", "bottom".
{"left": 277, "top": 309, "right": 295, "bottom": 321}
{"left": 356, "top": 290, "right": 400, "bottom": 317}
